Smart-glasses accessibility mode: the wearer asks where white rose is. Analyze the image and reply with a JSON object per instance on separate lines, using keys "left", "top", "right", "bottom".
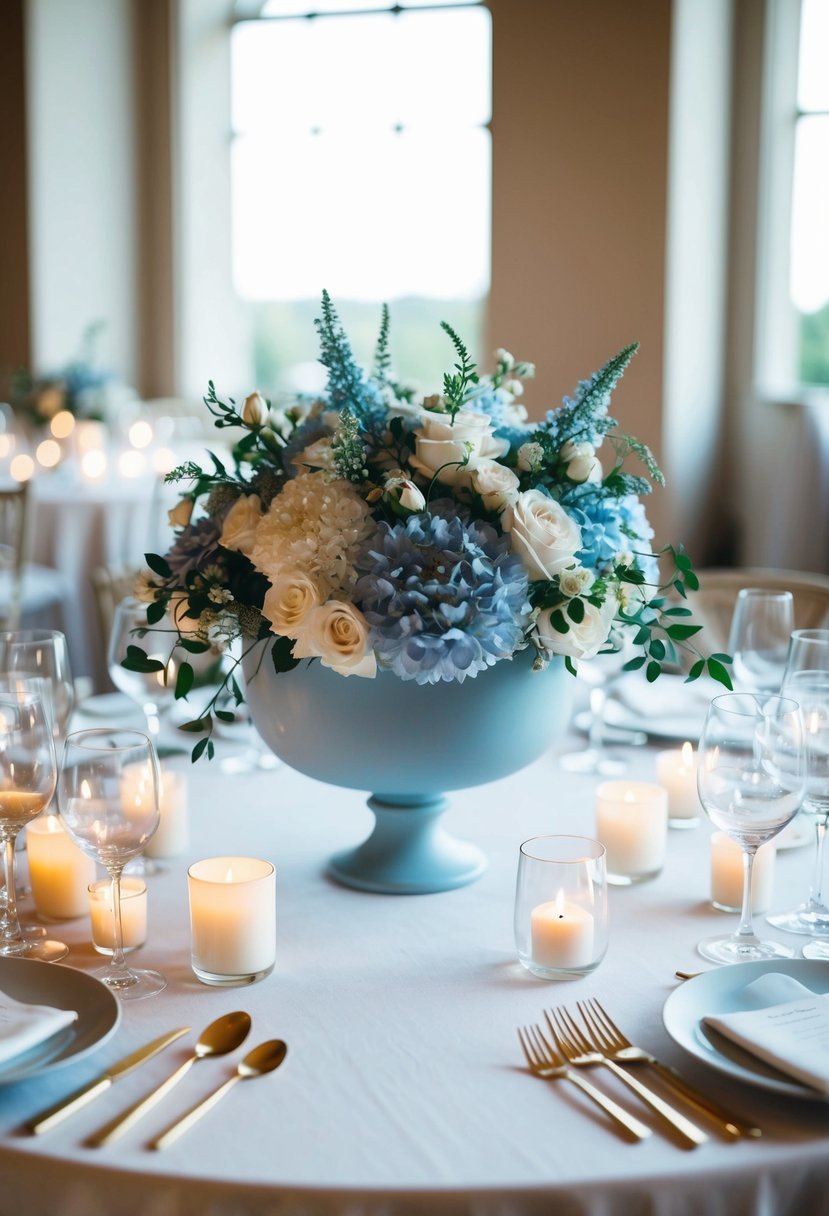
{"left": 242, "top": 391, "right": 269, "bottom": 427}
{"left": 219, "top": 493, "right": 262, "bottom": 557}
{"left": 295, "top": 437, "right": 334, "bottom": 472}
{"left": 516, "top": 442, "right": 543, "bottom": 474}
{"left": 167, "top": 496, "right": 194, "bottom": 529}
{"left": 502, "top": 489, "right": 582, "bottom": 580}
{"left": 559, "top": 566, "right": 595, "bottom": 597}
{"left": 535, "top": 596, "right": 616, "bottom": 660}
{"left": 560, "top": 439, "right": 602, "bottom": 484}
{"left": 262, "top": 567, "right": 322, "bottom": 637}
{"left": 384, "top": 471, "right": 426, "bottom": 513}
{"left": 292, "top": 600, "right": 376, "bottom": 678}
{"left": 409, "top": 409, "right": 509, "bottom": 488}
{"left": 470, "top": 460, "right": 520, "bottom": 512}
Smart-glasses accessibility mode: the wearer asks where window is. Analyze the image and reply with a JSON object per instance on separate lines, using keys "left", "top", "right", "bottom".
{"left": 230, "top": 0, "right": 491, "bottom": 394}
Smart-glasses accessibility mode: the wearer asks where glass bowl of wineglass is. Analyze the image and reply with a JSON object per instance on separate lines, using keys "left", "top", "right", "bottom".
{"left": 0, "top": 689, "right": 68, "bottom": 962}
{"left": 107, "top": 597, "right": 176, "bottom": 738}
{"left": 727, "top": 588, "right": 794, "bottom": 697}
{"left": 0, "top": 629, "right": 75, "bottom": 744}
{"left": 697, "top": 692, "right": 805, "bottom": 964}
{"left": 58, "top": 728, "right": 166, "bottom": 999}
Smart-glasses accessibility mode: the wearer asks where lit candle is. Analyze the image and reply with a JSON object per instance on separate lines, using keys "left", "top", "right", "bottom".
{"left": 88, "top": 877, "right": 148, "bottom": 953}
{"left": 655, "top": 742, "right": 701, "bottom": 827}
{"left": 144, "top": 769, "right": 189, "bottom": 860}
{"left": 595, "top": 781, "right": 668, "bottom": 884}
{"left": 188, "top": 856, "right": 276, "bottom": 985}
{"left": 531, "top": 889, "right": 595, "bottom": 969}
{"left": 710, "top": 832, "right": 776, "bottom": 912}
{"left": 27, "top": 815, "right": 97, "bottom": 920}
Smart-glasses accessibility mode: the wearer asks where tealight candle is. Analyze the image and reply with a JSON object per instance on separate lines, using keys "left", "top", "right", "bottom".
{"left": 655, "top": 742, "right": 701, "bottom": 828}
{"left": 595, "top": 781, "right": 668, "bottom": 885}
{"left": 188, "top": 856, "right": 276, "bottom": 986}
{"left": 144, "top": 769, "right": 189, "bottom": 860}
{"left": 531, "top": 890, "right": 595, "bottom": 969}
{"left": 710, "top": 832, "right": 776, "bottom": 913}
{"left": 27, "top": 815, "right": 97, "bottom": 920}
{"left": 88, "top": 877, "right": 147, "bottom": 954}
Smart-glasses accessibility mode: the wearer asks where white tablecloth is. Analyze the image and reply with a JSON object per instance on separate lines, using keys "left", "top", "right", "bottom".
{"left": 1, "top": 716, "right": 828, "bottom": 1216}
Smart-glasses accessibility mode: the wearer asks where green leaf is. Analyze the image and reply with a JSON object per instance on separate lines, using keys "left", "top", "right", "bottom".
{"left": 686, "top": 659, "right": 705, "bottom": 681}
{"left": 121, "top": 646, "right": 164, "bottom": 674}
{"left": 550, "top": 610, "right": 569, "bottom": 635}
{"left": 673, "top": 580, "right": 687, "bottom": 599}
{"left": 633, "top": 626, "right": 650, "bottom": 646}
{"left": 564, "top": 656, "right": 577, "bottom": 677}
{"left": 206, "top": 740, "right": 215, "bottom": 761}
{"left": 566, "top": 597, "right": 585, "bottom": 624}
{"left": 174, "top": 662, "right": 194, "bottom": 700}
{"left": 674, "top": 552, "right": 693, "bottom": 572}
{"left": 684, "top": 570, "right": 700, "bottom": 591}
{"left": 623, "top": 655, "right": 646, "bottom": 671}
{"left": 146, "top": 599, "right": 167, "bottom": 626}
{"left": 710, "top": 653, "right": 733, "bottom": 665}
{"left": 178, "top": 715, "right": 212, "bottom": 734}
{"left": 191, "top": 737, "right": 209, "bottom": 762}
{"left": 664, "top": 606, "right": 693, "bottom": 617}
{"left": 646, "top": 660, "right": 661, "bottom": 683}
{"left": 649, "top": 639, "right": 666, "bottom": 661}
{"left": 707, "top": 658, "right": 733, "bottom": 689}
{"left": 215, "top": 710, "right": 236, "bottom": 724}
{"left": 666, "top": 623, "right": 702, "bottom": 641}
{"left": 178, "top": 638, "right": 210, "bottom": 654}
{"left": 144, "top": 552, "right": 171, "bottom": 578}
{"left": 270, "top": 635, "right": 300, "bottom": 673}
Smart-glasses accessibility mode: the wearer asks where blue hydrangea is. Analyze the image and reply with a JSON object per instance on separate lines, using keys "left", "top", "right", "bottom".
{"left": 352, "top": 501, "right": 531, "bottom": 684}
{"left": 568, "top": 489, "right": 658, "bottom": 583}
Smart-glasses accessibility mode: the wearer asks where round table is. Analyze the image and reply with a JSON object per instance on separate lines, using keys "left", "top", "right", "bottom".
{"left": 1, "top": 711, "right": 828, "bottom": 1216}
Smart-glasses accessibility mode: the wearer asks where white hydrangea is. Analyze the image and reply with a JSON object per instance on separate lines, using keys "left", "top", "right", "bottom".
{"left": 250, "top": 471, "right": 375, "bottom": 600}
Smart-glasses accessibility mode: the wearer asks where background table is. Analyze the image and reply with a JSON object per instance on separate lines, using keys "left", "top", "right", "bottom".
{"left": 1, "top": 709, "right": 828, "bottom": 1216}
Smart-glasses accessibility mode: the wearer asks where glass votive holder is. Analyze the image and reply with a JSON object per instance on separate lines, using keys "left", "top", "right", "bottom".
{"left": 595, "top": 780, "right": 668, "bottom": 885}
{"left": 144, "top": 767, "right": 189, "bottom": 860}
{"left": 710, "top": 831, "right": 776, "bottom": 913}
{"left": 655, "top": 742, "right": 701, "bottom": 829}
{"left": 514, "top": 835, "right": 608, "bottom": 979}
{"left": 89, "top": 877, "right": 148, "bottom": 955}
{"left": 188, "top": 857, "right": 276, "bottom": 987}
{"left": 27, "top": 814, "right": 97, "bottom": 920}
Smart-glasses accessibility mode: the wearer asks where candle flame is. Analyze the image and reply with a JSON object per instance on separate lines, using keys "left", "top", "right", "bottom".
{"left": 681, "top": 741, "right": 694, "bottom": 766}
{"left": 45, "top": 814, "right": 61, "bottom": 833}
{"left": 623, "top": 789, "right": 636, "bottom": 803}
{"left": 80, "top": 778, "right": 92, "bottom": 800}
{"left": 224, "top": 868, "right": 234, "bottom": 883}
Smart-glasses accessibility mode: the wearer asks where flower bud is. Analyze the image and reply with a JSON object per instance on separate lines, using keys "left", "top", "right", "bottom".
{"left": 167, "top": 497, "right": 194, "bottom": 529}
{"left": 242, "top": 391, "right": 269, "bottom": 427}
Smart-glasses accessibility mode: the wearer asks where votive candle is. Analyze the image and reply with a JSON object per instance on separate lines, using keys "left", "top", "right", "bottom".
{"left": 27, "top": 815, "right": 97, "bottom": 920}
{"left": 595, "top": 781, "right": 668, "bottom": 884}
{"left": 88, "top": 877, "right": 147, "bottom": 953}
{"left": 144, "top": 768, "right": 189, "bottom": 860}
{"left": 531, "top": 889, "right": 595, "bottom": 969}
{"left": 655, "top": 742, "right": 701, "bottom": 827}
{"left": 710, "top": 832, "right": 776, "bottom": 912}
{"left": 188, "top": 856, "right": 276, "bottom": 986}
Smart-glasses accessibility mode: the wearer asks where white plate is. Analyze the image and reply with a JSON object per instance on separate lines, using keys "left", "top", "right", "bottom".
{"left": 74, "top": 693, "right": 142, "bottom": 721}
{"left": 663, "top": 959, "right": 829, "bottom": 1100}
{"left": 0, "top": 957, "right": 120, "bottom": 1084}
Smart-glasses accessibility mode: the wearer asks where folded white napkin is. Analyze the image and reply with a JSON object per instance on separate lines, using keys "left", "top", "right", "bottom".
{"left": 703, "top": 975, "right": 829, "bottom": 1095}
{"left": 0, "top": 989, "right": 77, "bottom": 1066}
{"left": 610, "top": 672, "right": 719, "bottom": 736}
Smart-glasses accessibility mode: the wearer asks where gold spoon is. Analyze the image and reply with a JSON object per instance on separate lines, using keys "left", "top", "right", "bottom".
{"left": 86, "top": 1011, "right": 252, "bottom": 1147}
{"left": 150, "top": 1039, "right": 288, "bottom": 1150}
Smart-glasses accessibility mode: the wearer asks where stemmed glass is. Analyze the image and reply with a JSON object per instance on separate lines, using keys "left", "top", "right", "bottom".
{"left": 107, "top": 597, "right": 176, "bottom": 738}
{"left": 697, "top": 692, "right": 805, "bottom": 964}
{"left": 559, "top": 638, "right": 635, "bottom": 777}
{"left": 0, "top": 690, "right": 68, "bottom": 962}
{"left": 58, "top": 728, "right": 166, "bottom": 999}
{"left": 727, "top": 589, "right": 794, "bottom": 697}
{"left": 767, "top": 629, "right": 829, "bottom": 955}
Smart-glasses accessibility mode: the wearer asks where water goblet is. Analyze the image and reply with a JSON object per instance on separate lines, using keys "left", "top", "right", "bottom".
{"left": 107, "top": 597, "right": 176, "bottom": 738}
{"left": 58, "top": 728, "right": 166, "bottom": 999}
{"left": 727, "top": 588, "right": 794, "bottom": 697}
{"left": 697, "top": 692, "right": 805, "bottom": 965}
{"left": 0, "top": 690, "right": 68, "bottom": 962}
{"left": 0, "top": 629, "right": 75, "bottom": 745}
{"left": 766, "top": 630, "right": 829, "bottom": 955}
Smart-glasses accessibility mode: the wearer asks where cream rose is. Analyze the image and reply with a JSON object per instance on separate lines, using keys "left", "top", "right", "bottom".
{"left": 262, "top": 567, "right": 322, "bottom": 636}
{"left": 560, "top": 439, "right": 602, "bottom": 484}
{"left": 292, "top": 601, "right": 376, "bottom": 678}
{"left": 409, "top": 409, "right": 509, "bottom": 488}
{"left": 384, "top": 471, "right": 426, "bottom": 513}
{"left": 502, "top": 489, "right": 582, "bottom": 580}
{"left": 470, "top": 459, "right": 520, "bottom": 512}
{"left": 219, "top": 493, "right": 262, "bottom": 557}
{"left": 535, "top": 596, "right": 616, "bottom": 660}
{"left": 242, "top": 391, "right": 269, "bottom": 427}
{"left": 558, "top": 566, "right": 595, "bottom": 598}
{"left": 167, "top": 496, "right": 194, "bottom": 529}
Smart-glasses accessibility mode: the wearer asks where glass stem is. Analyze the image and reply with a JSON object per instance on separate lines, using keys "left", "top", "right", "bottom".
{"left": 587, "top": 686, "right": 606, "bottom": 752}
{"left": 142, "top": 704, "right": 161, "bottom": 737}
{"left": 807, "top": 811, "right": 828, "bottom": 913}
{"left": 107, "top": 865, "right": 133, "bottom": 980}
{"left": 737, "top": 847, "right": 758, "bottom": 940}
{"left": 0, "top": 833, "right": 25, "bottom": 950}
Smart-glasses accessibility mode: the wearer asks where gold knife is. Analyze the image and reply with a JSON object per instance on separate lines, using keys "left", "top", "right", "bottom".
{"left": 26, "top": 1027, "right": 191, "bottom": 1135}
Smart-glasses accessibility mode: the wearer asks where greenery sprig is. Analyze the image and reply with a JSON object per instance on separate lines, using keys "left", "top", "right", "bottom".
{"left": 440, "top": 321, "right": 479, "bottom": 421}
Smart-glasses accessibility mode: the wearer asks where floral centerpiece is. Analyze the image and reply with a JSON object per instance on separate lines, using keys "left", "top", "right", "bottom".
{"left": 10, "top": 322, "right": 113, "bottom": 429}
{"left": 129, "top": 292, "right": 730, "bottom": 764}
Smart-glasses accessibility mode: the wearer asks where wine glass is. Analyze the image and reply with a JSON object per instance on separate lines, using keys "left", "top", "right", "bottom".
{"left": 107, "top": 597, "right": 176, "bottom": 737}
{"left": 727, "top": 589, "right": 794, "bottom": 697}
{"left": 0, "top": 689, "right": 68, "bottom": 962}
{"left": 697, "top": 692, "right": 805, "bottom": 964}
{"left": 58, "top": 728, "right": 166, "bottom": 998}
{"left": 559, "top": 636, "right": 635, "bottom": 776}
{"left": 766, "top": 629, "right": 829, "bottom": 955}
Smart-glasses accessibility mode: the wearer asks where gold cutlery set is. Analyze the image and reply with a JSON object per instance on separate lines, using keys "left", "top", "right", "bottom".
{"left": 26, "top": 1012, "right": 287, "bottom": 1150}
{"left": 519, "top": 998, "right": 761, "bottom": 1146}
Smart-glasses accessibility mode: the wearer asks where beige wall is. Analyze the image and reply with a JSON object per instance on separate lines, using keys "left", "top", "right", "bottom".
{"left": 487, "top": 0, "right": 672, "bottom": 542}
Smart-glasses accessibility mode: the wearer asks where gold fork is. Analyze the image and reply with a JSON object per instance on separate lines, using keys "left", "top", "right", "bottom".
{"left": 578, "top": 998, "right": 762, "bottom": 1140}
{"left": 546, "top": 1007, "right": 708, "bottom": 1148}
{"left": 517, "top": 1025, "right": 651, "bottom": 1142}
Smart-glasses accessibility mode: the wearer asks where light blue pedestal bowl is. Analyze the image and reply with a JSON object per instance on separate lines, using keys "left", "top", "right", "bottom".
{"left": 242, "top": 642, "right": 574, "bottom": 895}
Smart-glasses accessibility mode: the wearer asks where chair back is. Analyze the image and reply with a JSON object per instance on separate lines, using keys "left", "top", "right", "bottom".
{"left": 0, "top": 482, "right": 29, "bottom": 630}
{"left": 91, "top": 564, "right": 141, "bottom": 651}
{"left": 689, "top": 568, "right": 829, "bottom": 653}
